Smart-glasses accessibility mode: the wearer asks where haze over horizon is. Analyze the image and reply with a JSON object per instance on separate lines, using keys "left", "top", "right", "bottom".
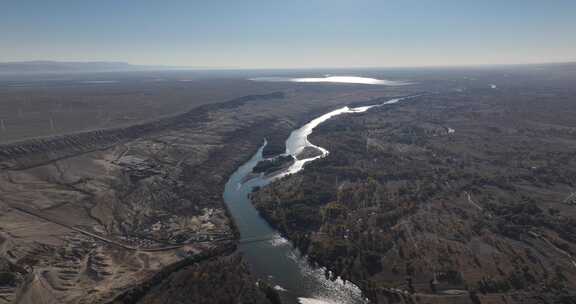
{"left": 2, "top": 0, "right": 576, "bottom": 69}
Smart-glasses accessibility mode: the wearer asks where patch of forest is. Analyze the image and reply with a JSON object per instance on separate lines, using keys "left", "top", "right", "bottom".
{"left": 253, "top": 89, "right": 576, "bottom": 303}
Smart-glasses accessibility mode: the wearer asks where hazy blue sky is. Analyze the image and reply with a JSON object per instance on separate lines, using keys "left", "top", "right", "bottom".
{"left": 2, "top": 0, "right": 575, "bottom": 68}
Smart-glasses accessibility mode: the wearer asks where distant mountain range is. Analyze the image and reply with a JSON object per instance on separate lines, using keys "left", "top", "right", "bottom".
{"left": 0, "top": 61, "right": 182, "bottom": 73}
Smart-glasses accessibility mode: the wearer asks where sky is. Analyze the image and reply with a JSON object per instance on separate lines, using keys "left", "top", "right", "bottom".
{"left": 1, "top": 0, "right": 575, "bottom": 68}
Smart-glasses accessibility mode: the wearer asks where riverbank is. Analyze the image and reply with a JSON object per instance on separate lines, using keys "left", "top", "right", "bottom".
{"left": 221, "top": 97, "right": 422, "bottom": 304}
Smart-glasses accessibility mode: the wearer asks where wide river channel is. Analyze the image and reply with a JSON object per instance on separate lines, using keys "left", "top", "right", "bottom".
{"left": 222, "top": 96, "right": 410, "bottom": 304}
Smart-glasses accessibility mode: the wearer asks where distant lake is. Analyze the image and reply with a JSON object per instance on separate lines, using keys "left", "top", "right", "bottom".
{"left": 250, "top": 75, "right": 412, "bottom": 85}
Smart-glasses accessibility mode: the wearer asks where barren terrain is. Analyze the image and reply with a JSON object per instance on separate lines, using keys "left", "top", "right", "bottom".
{"left": 2, "top": 64, "right": 575, "bottom": 303}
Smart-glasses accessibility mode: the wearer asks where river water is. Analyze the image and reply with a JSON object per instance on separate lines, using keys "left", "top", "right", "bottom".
{"left": 222, "top": 96, "right": 410, "bottom": 304}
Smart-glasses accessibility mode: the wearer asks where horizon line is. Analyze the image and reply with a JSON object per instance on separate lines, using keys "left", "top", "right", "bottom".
{"left": 1, "top": 59, "right": 575, "bottom": 72}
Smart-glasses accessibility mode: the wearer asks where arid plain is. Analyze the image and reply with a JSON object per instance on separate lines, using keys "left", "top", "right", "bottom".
{"left": 1, "top": 64, "right": 576, "bottom": 303}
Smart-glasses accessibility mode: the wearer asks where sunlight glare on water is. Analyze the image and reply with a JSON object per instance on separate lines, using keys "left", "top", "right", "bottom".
{"left": 224, "top": 96, "right": 419, "bottom": 303}
{"left": 250, "top": 75, "right": 412, "bottom": 86}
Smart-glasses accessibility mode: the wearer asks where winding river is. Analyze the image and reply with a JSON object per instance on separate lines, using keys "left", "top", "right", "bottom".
{"left": 223, "top": 96, "right": 410, "bottom": 304}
